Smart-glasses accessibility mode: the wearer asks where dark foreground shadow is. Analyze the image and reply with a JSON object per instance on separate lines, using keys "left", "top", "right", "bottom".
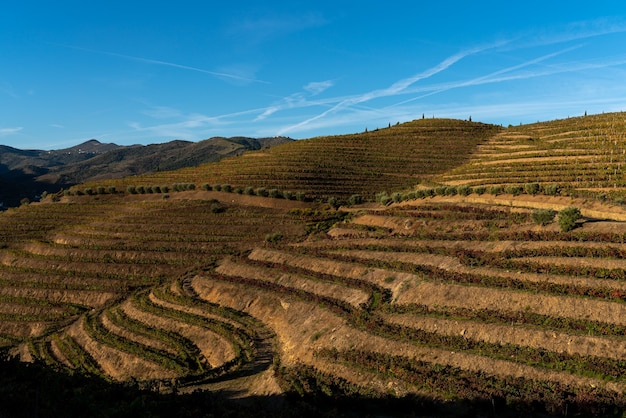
{"left": 0, "top": 356, "right": 621, "bottom": 418}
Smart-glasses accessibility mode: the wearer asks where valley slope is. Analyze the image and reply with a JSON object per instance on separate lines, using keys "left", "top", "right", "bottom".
{"left": 2, "top": 114, "right": 626, "bottom": 417}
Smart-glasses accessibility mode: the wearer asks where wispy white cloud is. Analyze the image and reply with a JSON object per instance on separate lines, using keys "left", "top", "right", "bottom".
{"left": 276, "top": 43, "right": 500, "bottom": 135}
{"left": 50, "top": 124, "right": 65, "bottom": 129}
{"left": 304, "top": 80, "right": 334, "bottom": 96}
{"left": 388, "top": 43, "right": 588, "bottom": 108}
{"left": 53, "top": 43, "right": 268, "bottom": 85}
{"left": 0, "top": 127, "right": 23, "bottom": 136}
{"left": 502, "top": 17, "right": 626, "bottom": 51}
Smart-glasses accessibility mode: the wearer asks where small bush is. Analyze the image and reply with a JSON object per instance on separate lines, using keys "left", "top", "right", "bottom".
{"left": 210, "top": 202, "right": 226, "bottom": 213}
{"left": 265, "top": 232, "right": 283, "bottom": 243}
{"left": 283, "top": 191, "right": 293, "bottom": 200}
{"left": 558, "top": 207, "right": 582, "bottom": 232}
{"left": 473, "top": 186, "right": 486, "bottom": 195}
{"left": 221, "top": 184, "right": 232, "bottom": 193}
{"left": 268, "top": 189, "right": 281, "bottom": 198}
{"left": 488, "top": 186, "right": 502, "bottom": 196}
{"left": 524, "top": 183, "right": 540, "bottom": 195}
{"left": 348, "top": 194, "right": 363, "bottom": 205}
{"left": 457, "top": 186, "right": 471, "bottom": 196}
{"left": 244, "top": 186, "right": 255, "bottom": 195}
{"left": 107, "top": 186, "right": 116, "bottom": 194}
{"left": 376, "top": 192, "right": 390, "bottom": 205}
{"left": 505, "top": 185, "right": 523, "bottom": 196}
{"left": 531, "top": 209, "right": 557, "bottom": 226}
{"left": 295, "top": 192, "right": 306, "bottom": 202}
{"left": 543, "top": 184, "right": 559, "bottom": 196}
{"left": 201, "top": 183, "right": 212, "bottom": 191}
{"left": 444, "top": 186, "right": 458, "bottom": 196}
{"left": 434, "top": 186, "right": 447, "bottom": 196}
{"left": 256, "top": 187, "right": 268, "bottom": 197}
{"left": 96, "top": 186, "right": 106, "bottom": 195}
{"left": 392, "top": 192, "right": 403, "bottom": 203}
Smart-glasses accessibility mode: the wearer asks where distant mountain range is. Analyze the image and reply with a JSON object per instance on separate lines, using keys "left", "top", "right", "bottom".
{"left": 0, "top": 136, "right": 292, "bottom": 207}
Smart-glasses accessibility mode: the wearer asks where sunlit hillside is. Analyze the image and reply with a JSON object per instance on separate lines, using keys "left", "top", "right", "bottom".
{"left": 87, "top": 118, "right": 499, "bottom": 201}
{"left": 439, "top": 112, "right": 626, "bottom": 201}
{"left": 4, "top": 113, "right": 626, "bottom": 416}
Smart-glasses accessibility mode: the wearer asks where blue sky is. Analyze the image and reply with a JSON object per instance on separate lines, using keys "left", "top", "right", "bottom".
{"left": 2, "top": 1, "right": 626, "bottom": 149}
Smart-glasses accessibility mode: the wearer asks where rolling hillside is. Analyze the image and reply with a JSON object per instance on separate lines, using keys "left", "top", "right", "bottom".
{"left": 3, "top": 113, "right": 626, "bottom": 417}
{"left": 0, "top": 136, "right": 291, "bottom": 208}
{"left": 87, "top": 118, "right": 499, "bottom": 201}
{"left": 438, "top": 112, "right": 626, "bottom": 200}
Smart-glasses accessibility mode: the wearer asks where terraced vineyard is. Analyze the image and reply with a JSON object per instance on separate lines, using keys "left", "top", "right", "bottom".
{"left": 5, "top": 114, "right": 626, "bottom": 416}
{"left": 87, "top": 118, "right": 499, "bottom": 201}
{"left": 439, "top": 112, "right": 626, "bottom": 201}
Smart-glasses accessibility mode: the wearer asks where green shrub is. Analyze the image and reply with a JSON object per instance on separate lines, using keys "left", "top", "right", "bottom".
{"left": 531, "top": 209, "right": 557, "bottom": 226}
{"left": 444, "top": 186, "right": 458, "bottom": 196}
{"left": 457, "top": 186, "right": 471, "bottom": 196}
{"left": 348, "top": 194, "right": 363, "bottom": 205}
{"left": 392, "top": 192, "right": 403, "bottom": 203}
{"left": 473, "top": 186, "right": 486, "bottom": 195}
{"left": 256, "top": 187, "right": 268, "bottom": 197}
{"left": 244, "top": 186, "right": 255, "bottom": 195}
{"left": 488, "top": 186, "right": 502, "bottom": 195}
{"left": 96, "top": 186, "right": 106, "bottom": 195}
{"left": 376, "top": 192, "right": 391, "bottom": 205}
{"left": 558, "top": 207, "right": 582, "bottom": 232}
{"left": 524, "top": 183, "right": 540, "bottom": 195}
{"left": 201, "top": 183, "right": 211, "bottom": 191}
{"left": 434, "top": 186, "right": 447, "bottom": 196}
{"left": 107, "top": 186, "right": 116, "bottom": 194}
{"left": 265, "top": 232, "right": 283, "bottom": 243}
{"left": 268, "top": 189, "right": 281, "bottom": 198}
{"left": 295, "top": 192, "right": 306, "bottom": 202}
{"left": 543, "top": 184, "right": 559, "bottom": 196}
{"left": 505, "top": 185, "right": 523, "bottom": 196}
{"left": 222, "top": 184, "right": 232, "bottom": 193}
